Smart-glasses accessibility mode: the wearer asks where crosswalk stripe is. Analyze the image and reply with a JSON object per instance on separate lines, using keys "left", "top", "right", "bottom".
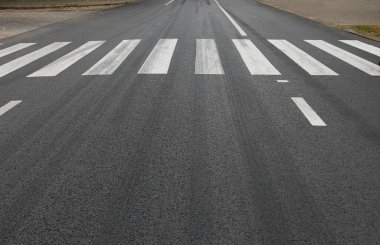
{"left": 0, "top": 43, "right": 36, "bottom": 58}
{"left": 306, "top": 40, "right": 380, "bottom": 76}
{"left": 83, "top": 40, "right": 141, "bottom": 75}
{"left": 269, "top": 40, "right": 337, "bottom": 75}
{"left": 0, "top": 100, "right": 22, "bottom": 117}
{"left": 0, "top": 42, "right": 70, "bottom": 78}
{"left": 195, "top": 39, "right": 224, "bottom": 75}
{"left": 138, "top": 39, "right": 177, "bottom": 74}
{"left": 340, "top": 40, "right": 380, "bottom": 57}
{"left": 28, "top": 41, "right": 105, "bottom": 77}
{"left": 233, "top": 39, "right": 280, "bottom": 75}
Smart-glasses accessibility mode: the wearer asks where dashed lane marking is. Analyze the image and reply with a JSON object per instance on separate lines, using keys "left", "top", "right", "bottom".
{"left": 292, "top": 97, "right": 327, "bottom": 126}
{"left": 0, "top": 100, "right": 22, "bottom": 117}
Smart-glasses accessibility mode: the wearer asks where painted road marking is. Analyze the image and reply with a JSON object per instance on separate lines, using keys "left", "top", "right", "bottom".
{"left": 165, "top": 0, "right": 175, "bottom": 5}
{"left": 0, "top": 42, "right": 70, "bottom": 78}
{"left": 195, "top": 39, "right": 224, "bottom": 74}
{"left": 29, "top": 41, "right": 104, "bottom": 77}
{"left": 306, "top": 40, "right": 380, "bottom": 76}
{"left": 292, "top": 97, "right": 326, "bottom": 126}
{"left": 270, "top": 40, "right": 337, "bottom": 76}
{"left": 83, "top": 40, "right": 140, "bottom": 75}
{"left": 138, "top": 39, "right": 177, "bottom": 74}
{"left": 233, "top": 39, "right": 280, "bottom": 75}
{"left": 0, "top": 100, "right": 22, "bottom": 117}
{"left": 277, "top": 80, "right": 289, "bottom": 83}
{"left": 0, "top": 43, "right": 36, "bottom": 58}
{"left": 214, "top": 0, "right": 247, "bottom": 37}
{"left": 340, "top": 40, "right": 380, "bottom": 57}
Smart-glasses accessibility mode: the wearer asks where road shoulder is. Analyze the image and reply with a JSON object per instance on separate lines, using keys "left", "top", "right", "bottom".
{"left": 257, "top": 0, "right": 380, "bottom": 41}
{"left": 0, "top": 0, "right": 136, "bottom": 40}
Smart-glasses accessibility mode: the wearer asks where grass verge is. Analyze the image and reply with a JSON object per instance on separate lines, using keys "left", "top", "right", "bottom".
{"left": 337, "top": 25, "right": 380, "bottom": 41}
{"left": 0, "top": 0, "right": 136, "bottom": 9}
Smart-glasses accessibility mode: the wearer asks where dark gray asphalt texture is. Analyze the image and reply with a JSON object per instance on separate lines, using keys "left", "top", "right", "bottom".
{"left": 0, "top": 0, "right": 379, "bottom": 244}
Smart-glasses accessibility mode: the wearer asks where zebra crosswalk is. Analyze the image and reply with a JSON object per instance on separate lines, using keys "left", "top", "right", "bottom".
{"left": 0, "top": 39, "right": 379, "bottom": 78}
{"left": 306, "top": 40, "right": 380, "bottom": 76}
{"left": 269, "top": 40, "right": 337, "bottom": 76}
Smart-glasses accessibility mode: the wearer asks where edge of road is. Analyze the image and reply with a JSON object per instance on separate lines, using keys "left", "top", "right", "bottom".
{"left": 0, "top": 0, "right": 140, "bottom": 40}
{"left": 0, "top": 0, "right": 137, "bottom": 10}
{"left": 256, "top": 1, "right": 380, "bottom": 43}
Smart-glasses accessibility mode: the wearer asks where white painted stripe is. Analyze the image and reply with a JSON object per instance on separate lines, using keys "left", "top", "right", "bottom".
{"left": 214, "top": 0, "right": 247, "bottom": 37}
{"left": 83, "top": 40, "right": 140, "bottom": 75}
{"left": 28, "top": 41, "right": 105, "bottom": 77}
{"left": 233, "top": 39, "right": 280, "bottom": 75}
{"left": 0, "top": 100, "right": 22, "bottom": 117}
{"left": 340, "top": 40, "right": 380, "bottom": 57}
{"left": 195, "top": 39, "right": 224, "bottom": 75}
{"left": 0, "top": 42, "right": 70, "bottom": 78}
{"left": 277, "top": 80, "right": 289, "bottom": 83}
{"left": 292, "top": 97, "right": 326, "bottom": 126}
{"left": 0, "top": 43, "right": 35, "bottom": 58}
{"left": 165, "top": 0, "right": 175, "bottom": 5}
{"left": 306, "top": 40, "right": 380, "bottom": 76}
{"left": 138, "top": 39, "right": 177, "bottom": 74}
{"left": 269, "top": 40, "right": 337, "bottom": 75}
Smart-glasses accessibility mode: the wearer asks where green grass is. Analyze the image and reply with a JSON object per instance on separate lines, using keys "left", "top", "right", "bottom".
{"left": 338, "top": 25, "right": 380, "bottom": 41}
{"left": 0, "top": 0, "right": 135, "bottom": 8}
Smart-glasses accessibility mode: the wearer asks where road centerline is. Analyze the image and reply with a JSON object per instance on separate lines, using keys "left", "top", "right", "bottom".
{"left": 214, "top": 0, "right": 247, "bottom": 37}
{"left": 0, "top": 100, "right": 22, "bottom": 117}
{"left": 292, "top": 97, "right": 326, "bottom": 126}
{"left": 165, "top": 0, "right": 175, "bottom": 6}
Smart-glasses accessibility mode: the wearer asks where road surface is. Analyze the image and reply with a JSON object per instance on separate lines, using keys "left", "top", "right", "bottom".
{"left": 0, "top": 0, "right": 379, "bottom": 244}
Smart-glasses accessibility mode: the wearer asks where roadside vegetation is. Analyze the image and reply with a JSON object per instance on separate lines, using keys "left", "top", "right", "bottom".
{"left": 257, "top": 0, "right": 380, "bottom": 42}
{"left": 338, "top": 25, "right": 380, "bottom": 41}
{"left": 0, "top": 0, "right": 135, "bottom": 9}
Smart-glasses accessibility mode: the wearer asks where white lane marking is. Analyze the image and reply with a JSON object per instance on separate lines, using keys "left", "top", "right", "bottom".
{"left": 0, "top": 100, "right": 22, "bottom": 117}
{"left": 0, "top": 43, "right": 36, "bottom": 58}
{"left": 138, "top": 39, "right": 177, "bottom": 74}
{"left": 233, "top": 39, "right": 280, "bottom": 75}
{"left": 277, "top": 80, "right": 289, "bottom": 83}
{"left": 269, "top": 40, "right": 338, "bottom": 76}
{"left": 306, "top": 40, "right": 380, "bottom": 76}
{"left": 165, "top": 0, "right": 175, "bottom": 5}
{"left": 214, "top": 0, "right": 247, "bottom": 37}
{"left": 195, "top": 39, "right": 224, "bottom": 75}
{"left": 0, "top": 42, "right": 70, "bottom": 78}
{"left": 83, "top": 40, "right": 141, "bottom": 75}
{"left": 340, "top": 40, "right": 380, "bottom": 57}
{"left": 292, "top": 97, "right": 326, "bottom": 126}
{"left": 28, "top": 41, "right": 105, "bottom": 77}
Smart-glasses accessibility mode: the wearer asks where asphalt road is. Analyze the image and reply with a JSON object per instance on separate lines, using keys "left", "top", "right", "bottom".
{"left": 0, "top": 0, "right": 379, "bottom": 244}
